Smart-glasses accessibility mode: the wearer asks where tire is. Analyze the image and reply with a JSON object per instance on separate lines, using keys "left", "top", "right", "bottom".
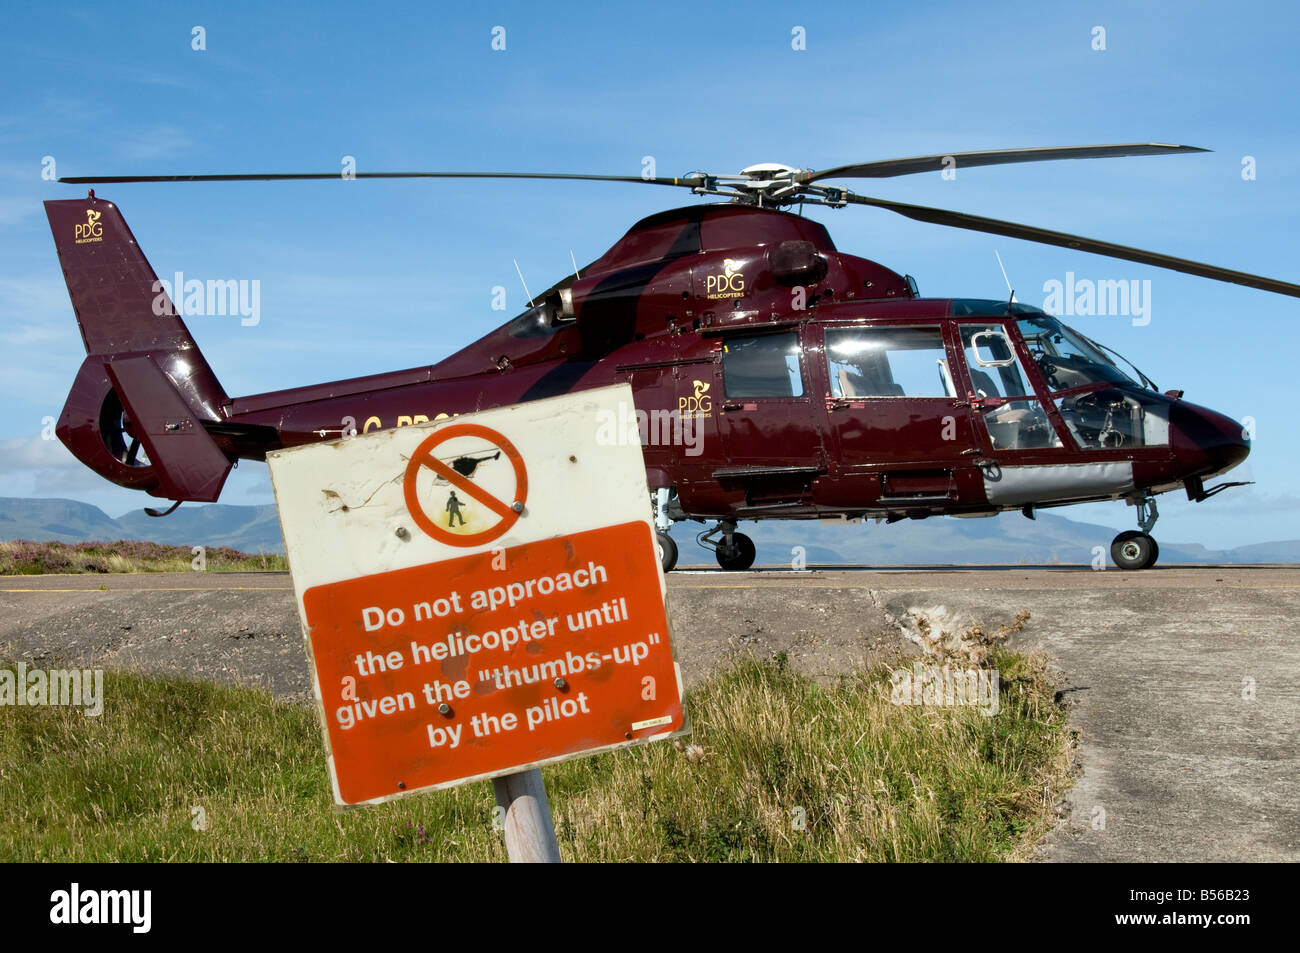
{"left": 715, "top": 531, "right": 756, "bottom": 571}
{"left": 1111, "top": 531, "right": 1158, "bottom": 570}
{"left": 656, "top": 532, "right": 678, "bottom": 573}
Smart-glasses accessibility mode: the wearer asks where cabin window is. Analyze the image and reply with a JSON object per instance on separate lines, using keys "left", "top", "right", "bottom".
{"left": 825, "top": 326, "right": 953, "bottom": 398}
{"left": 721, "top": 332, "right": 804, "bottom": 397}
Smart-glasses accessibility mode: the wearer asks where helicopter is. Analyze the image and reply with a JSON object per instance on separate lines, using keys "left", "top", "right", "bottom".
{"left": 45, "top": 143, "right": 1296, "bottom": 572}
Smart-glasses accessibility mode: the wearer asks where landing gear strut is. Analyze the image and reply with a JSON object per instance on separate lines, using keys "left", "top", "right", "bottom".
{"left": 1112, "top": 495, "right": 1160, "bottom": 570}
{"left": 698, "top": 520, "right": 757, "bottom": 571}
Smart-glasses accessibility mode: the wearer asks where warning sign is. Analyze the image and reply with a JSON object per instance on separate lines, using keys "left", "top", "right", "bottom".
{"left": 266, "top": 384, "right": 685, "bottom": 806}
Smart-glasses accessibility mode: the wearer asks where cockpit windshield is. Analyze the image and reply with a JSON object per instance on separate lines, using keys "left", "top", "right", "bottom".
{"left": 1015, "top": 315, "right": 1140, "bottom": 392}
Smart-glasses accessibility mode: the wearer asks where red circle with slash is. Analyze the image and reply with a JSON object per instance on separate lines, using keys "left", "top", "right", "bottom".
{"left": 403, "top": 424, "right": 528, "bottom": 546}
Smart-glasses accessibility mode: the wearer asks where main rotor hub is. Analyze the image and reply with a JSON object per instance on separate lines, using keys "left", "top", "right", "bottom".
{"left": 737, "top": 162, "right": 802, "bottom": 178}
{"left": 687, "top": 163, "right": 844, "bottom": 208}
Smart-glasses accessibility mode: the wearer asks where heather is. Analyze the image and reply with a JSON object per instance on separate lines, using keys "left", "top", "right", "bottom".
{"left": 0, "top": 540, "right": 285, "bottom": 574}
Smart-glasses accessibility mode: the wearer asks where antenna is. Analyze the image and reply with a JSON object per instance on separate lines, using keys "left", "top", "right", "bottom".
{"left": 569, "top": 249, "right": 581, "bottom": 281}
{"left": 994, "top": 249, "right": 1017, "bottom": 304}
{"left": 512, "top": 258, "right": 534, "bottom": 308}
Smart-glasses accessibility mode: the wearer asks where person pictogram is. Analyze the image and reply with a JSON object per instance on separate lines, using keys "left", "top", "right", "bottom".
{"left": 446, "top": 490, "right": 466, "bottom": 527}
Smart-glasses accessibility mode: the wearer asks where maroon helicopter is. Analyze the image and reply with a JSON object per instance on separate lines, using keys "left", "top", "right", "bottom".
{"left": 48, "top": 144, "right": 1295, "bottom": 571}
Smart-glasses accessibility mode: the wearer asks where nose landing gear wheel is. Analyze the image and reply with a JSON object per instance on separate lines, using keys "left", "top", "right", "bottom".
{"left": 715, "top": 532, "right": 756, "bottom": 571}
{"left": 1111, "top": 530, "right": 1159, "bottom": 570}
{"left": 656, "top": 532, "right": 678, "bottom": 573}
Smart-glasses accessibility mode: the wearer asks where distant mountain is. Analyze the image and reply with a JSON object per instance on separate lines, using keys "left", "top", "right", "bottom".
{"left": 0, "top": 497, "right": 284, "bottom": 553}
{"left": 115, "top": 503, "right": 285, "bottom": 553}
{"left": 672, "top": 511, "right": 1266, "bottom": 567}
{"left": 0, "top": 498, "right": 126, "bottom": 543}
{"left": 1226, "top": 539, "right": 1300, "bottom": 563}
{"left": 1, "top": 496, "right": 1295, "bottom": 566}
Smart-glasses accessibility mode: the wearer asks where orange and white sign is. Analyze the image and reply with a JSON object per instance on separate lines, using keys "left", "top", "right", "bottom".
{"left": 267, "top": 384, "right": 685, "bottom": 806}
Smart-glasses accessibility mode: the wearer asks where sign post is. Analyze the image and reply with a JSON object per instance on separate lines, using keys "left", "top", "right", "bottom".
{"left": 492, "top": 769, "right": 561, "bottom": 863}
{"left": 266, "top": 383, "right": 686, "bottom": 861}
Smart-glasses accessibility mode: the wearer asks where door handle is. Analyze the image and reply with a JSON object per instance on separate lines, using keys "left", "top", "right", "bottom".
{"left": 966, "top": 393, "right": 1006, "bottom": 412}
{"left": 825, "top": 397, "right": 863, "bottom": 411}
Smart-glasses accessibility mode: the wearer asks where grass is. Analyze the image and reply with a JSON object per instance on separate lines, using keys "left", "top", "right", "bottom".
{"left": 0, "top": 648, "right": 1073, "bottom": 862}
{"left": 0, "top": 540, "right": 287, "bottom": 575}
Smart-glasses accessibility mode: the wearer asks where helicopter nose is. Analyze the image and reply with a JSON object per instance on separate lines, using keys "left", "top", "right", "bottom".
{"left": 1170, "top": 401, "right": 1250, "bottom": 476}
{"left": 1204, "top": 429, "right": 1250, "bottom": 475}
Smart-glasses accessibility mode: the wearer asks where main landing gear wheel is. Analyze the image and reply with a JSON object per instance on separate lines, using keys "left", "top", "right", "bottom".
{"left": 656, "top": 532, "right": 678, "bottom": 573}
{"left": 1111, "top": 531, "right": 1159, "bottom": 570}
{"left": 715, "top": 532, "right": 756, "bottom": 571}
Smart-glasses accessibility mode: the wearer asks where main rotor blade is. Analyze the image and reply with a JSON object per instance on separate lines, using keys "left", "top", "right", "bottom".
{"left": 806, "top": 143, "right": 1209, "bottom": 182}
{"left": 57, "top": 170, "right": 703, "bottom": 188}
{"left": 845, "top": 192, "right": 1300, "bottom": 298}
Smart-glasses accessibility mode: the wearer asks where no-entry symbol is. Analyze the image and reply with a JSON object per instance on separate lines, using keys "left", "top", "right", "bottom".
{"left": 403, "top": 423, "right": 528, "bottom": 547}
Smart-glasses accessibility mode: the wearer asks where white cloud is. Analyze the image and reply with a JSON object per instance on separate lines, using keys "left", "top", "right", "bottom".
{"left": 0, "top": 195, "right": 42, "bottom": 227}
{"left": 118, "top": 124, "right": 197, "bottom": 162}
{"left": 0, "top": 275, "right": 69, "bottom": 316}
{"left": 0, "top": 273, "right": 84, "bottom": 402}
{"left": 1, "top": 435, "right": 70, "bottom": 468}
{"left": 0, "top": 435, "right": 112, "bottom": 496}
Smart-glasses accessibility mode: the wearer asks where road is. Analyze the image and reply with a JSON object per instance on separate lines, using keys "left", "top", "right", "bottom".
{"left": 3, "top": 565, "right": 1297, "bottom": 861}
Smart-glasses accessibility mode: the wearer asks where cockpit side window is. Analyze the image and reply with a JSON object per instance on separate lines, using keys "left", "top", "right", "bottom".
{"left": 959, "top": 322, "right": 1063, "bottom": 451}
{"left": 1016, "top": 317, "right": 1135, "bottom": 391}
{"left": 960, "top": 325, "right": 1030, "bottom": 399}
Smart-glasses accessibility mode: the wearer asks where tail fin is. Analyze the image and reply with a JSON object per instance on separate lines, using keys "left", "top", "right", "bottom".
{"left": 46, "top": 196, "right": 234, "bottom": 502}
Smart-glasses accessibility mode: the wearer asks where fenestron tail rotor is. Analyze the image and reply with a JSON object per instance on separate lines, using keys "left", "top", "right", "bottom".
{"left": 58, "top": 142, "right": 1300, "bottom": 299}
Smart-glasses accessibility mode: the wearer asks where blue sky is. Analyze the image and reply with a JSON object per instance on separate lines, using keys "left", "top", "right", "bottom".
{"left": 1, "top": 0, "right": 1297, "bottom": 549}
